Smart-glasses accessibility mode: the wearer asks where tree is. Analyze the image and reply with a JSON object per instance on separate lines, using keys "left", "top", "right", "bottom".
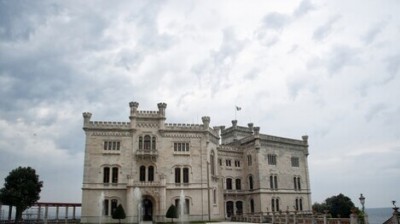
{"left": 112, "top": 204, "right": 126, "bottom": 224}
{"left": 312, "top": 193, "right": 355, "bottom": 218}
{"left": 166, "top": 204, "right": 178, "bottom": 223}
{"left": 0, "top": 167, "right": 43, "bottom": 223}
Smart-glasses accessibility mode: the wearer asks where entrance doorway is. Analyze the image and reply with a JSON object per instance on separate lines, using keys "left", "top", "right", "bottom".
{"left": 142, "top": 198, "right": 153, "bottom": 221}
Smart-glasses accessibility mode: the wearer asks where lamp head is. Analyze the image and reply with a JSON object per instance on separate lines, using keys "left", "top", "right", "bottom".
{"left": 359, "top": 194, "right": 365, "bottom": 206}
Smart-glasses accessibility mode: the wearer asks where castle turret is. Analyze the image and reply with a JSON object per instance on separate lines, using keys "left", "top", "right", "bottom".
{"left": 129, "top": 101, "right": 139, "bottom": 128}
{"left": 202, "top": 116, "right": 210, "bottom": 129}
{"left": 254, "top": 126, "right": 260, "bottom": 149}
{"left": 158, "top": 102, "right": 167, "bottom": 128}
{"left": 82, "top": 112, "right": 92, "bottom": 127}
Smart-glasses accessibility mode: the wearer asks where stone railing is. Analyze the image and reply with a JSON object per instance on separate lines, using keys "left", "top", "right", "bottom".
{"left": 87, "top": 121, "right": 130, "bottom": 128}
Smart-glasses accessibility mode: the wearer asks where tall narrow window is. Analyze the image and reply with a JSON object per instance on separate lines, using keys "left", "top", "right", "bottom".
{"left": 294, "top": 177, "right": 297, "bottom": 190}
{"left": 249, "top": 175, "right": 254, "bottom": 190}
{"left": 274, "top": 175, "right": 278, "bottom": 189}
{"left": 276, "top": 198, "right": 280, "bottom": 211}
{"left": 104, "top": 199, "right": 109, "bottom": 215}
{"left": 139, "top": 137, "right": 143, "bottom": 149}
{"left": 297, "top": 177, "right": 301, "bottom": 190}
{"left": 183, "top": 168, "right": 189, "bottom": 183}
{"left": 270, "top": 175, "right": 274, "bottom": 189}
{"left": 235, "top": 179, "right": 241, "bottom": 190}
{"left": 236, "top": 201, "right": 243, "bottom": 215}
{"left": 111, "top": 199, "right": 118, "bottom": 214}
{"left": 112, "top": 167, "right": 118, "bottom": 183}
{"left": 247, "top": 155, "right": 252, "bottom": 166}
{"left": 271, "top": 198, "right": 275, "bottom": 212}
{"left": 213, "top": 189, "right": 217, "bottom": 204}
{"left": 299, "top": 198, "right": 303, "bottom": 211}
{"left": 103, "top": 167, "right": 110, "bottom": 183}
{"left": 148, "top": 166, "right": 154, "bottom": 182}
{"left": 210, "top": 152, "right": 215, "bottom": 175}
{"left": 152, "top": 137, "right": 156, "bottom": 150}
{"left": 250, "top": 199, "right": 255, "bottom": 213}
{"left": 140, "top": 166, "right": 146, "bottom": 182}
{"left": 226, "top": 178, "right": 232, "bottom": 190}
{"left": 175, "top": 168, "right": 181, "bottom": 183}
{"left": 295, "top": 198, "right": 299, "bottom": 211}
{"left": 144, "top": 135, "right": 151, "bottom": 150}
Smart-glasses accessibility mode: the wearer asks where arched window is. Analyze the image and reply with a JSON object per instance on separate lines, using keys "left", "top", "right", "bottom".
{"left": 226, "top": 201, "right": 234, "bottom": 217}
{"left": 144, "top": 135, "right": 151, "bottom": 150}
{"left": 111, "top": 199, "right": 118, "bottom": 214}
{"left": 152, "top": 137, "right": 156, "bottom": 149}
{"left": 226, "top": 178, "right": 232, "bottom": 190}
{"left": 250, "top": 199, "right": 255, "bottom": 213}
{"left": 247, "top": 155, "right": 252, "bottom": 166}
{"left": 271, "top": 198, "right": 280, "bottom": 212}
{"left": 183, "top": 168, "right": 189, "bottom": 183}
{"left": 175, "top": 167, "right": 181, "bottom": 183}
{"left": 249, "top": 175, "right": 253, "bottom": 190}
{"left": 103, "top": 167, "right": 110, "bottom": 183}
{"left": 299, "top": 198, "right": 303, "bottom": 211}
{"left": 236, "top": 201, "right": 243, "bottom": 215}
{"left": 235, "top": 178, "right": 241, "bottom": 190}
{"left": 112, "top": 167, "right": 118, "bottom": 183}
{"left": 139, "top": 136, "right": 143, "bottom": 149}
{"left": 210, "top": 151, "right": 215, "bottom": 175}
{"left": 140, "top": 166, "right": 146, "bottom": 182}
{"left": 148, "top": 166, "right": 154, "bottom": 182}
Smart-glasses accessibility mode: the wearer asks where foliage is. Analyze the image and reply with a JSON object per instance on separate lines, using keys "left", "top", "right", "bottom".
{"left": 312, "top": 193, "right": 355, "bottom": 218}
{"left": 0, "top": 167, "right": 43, "bottom": 223}
{"left": 112, "top": 204, "right": 126, "bottom": 224}
{"left": 166, "top": 204, "right": 178, "bottom": 222}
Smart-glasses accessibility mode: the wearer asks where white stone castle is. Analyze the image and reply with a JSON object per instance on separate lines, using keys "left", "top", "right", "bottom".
{"left": 81, "top": 101, "right": 312, "bottom": 223}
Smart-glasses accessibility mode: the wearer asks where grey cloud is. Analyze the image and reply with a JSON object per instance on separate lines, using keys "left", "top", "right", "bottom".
{"left": 361, "top": 21, "right": 387, "bottom": 44}
{"left": 326, "top": 45, "right": 359, "bottom": 74}
{"left": 262, "top": 12, "right": 291, "bottom": 31}
{"left": 385, "top": 54, "right": 400, "bottom": 81}
{"left": 365, "top": 103, "right": 387, "bottom": 122}
{"left": 293, "top": 0, "right": 315, "bottom": 18}
{"left": 313, "top": 15, "right": 340, "bottom": 41}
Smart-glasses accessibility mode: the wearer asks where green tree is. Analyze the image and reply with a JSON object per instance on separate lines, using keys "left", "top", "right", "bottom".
{"left": 0, "top": 167, "right": 43, "bottom": 223}
{"left": 313, "top": 193, "right": 355, "bottom": 218}
{"left": 112, "top": 204, "right": 126, "bottom": 224}
{"left": 166, "top": 204, "right": 178, "bottom": 223}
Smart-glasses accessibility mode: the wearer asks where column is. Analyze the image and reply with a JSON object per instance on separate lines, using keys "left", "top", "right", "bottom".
{"left": 56, "top": 206, "right": 59, "bottom": 223}
{"left": 72, "top": 206, "right": 76, "bottom": 220}
{"left": 44, "top": 206, "right": 48, "bottom": 224}
{"left": 38, "top": 205, "right": 42, "bottom": 222}
{"left": 65, "top": 206, "right": 69, "bottom": 224}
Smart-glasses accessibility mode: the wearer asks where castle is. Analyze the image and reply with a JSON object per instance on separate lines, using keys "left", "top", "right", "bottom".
{"left": 81, "top": 102, "right": 312, "bottom": 223}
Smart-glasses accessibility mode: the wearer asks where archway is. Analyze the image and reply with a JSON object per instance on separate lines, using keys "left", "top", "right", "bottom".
{"left": 142, "top": 198, "right": 153, "bottom": 221}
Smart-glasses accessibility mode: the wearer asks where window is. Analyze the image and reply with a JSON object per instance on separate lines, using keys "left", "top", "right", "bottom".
{"left": 226, "top": 178, "right": 232, "bottom": 190}
{"left": 183, "top": 168, "right": 189, "bottom": 183}
{"left": 271, "top": 198, "right": 280, "bottom": 212}
{"left": 295, "top": 198, "right": 303, "bottom": 211}
{"left": 112, "top": 167, "right": 118, "bottom": 183}
{"left": 103, "top": 166, "right": 119, "bottom": 184}
{"left": 247, "top": 155, "right": 252, "bottom": 166}
{"left": 250, "top": 199, "right": 255, "bottom": 213}
{"left": 249, "top": 175, "right": 254, "bottom": 190}
{"left": 213, "top": 189, "right": 217, "bottom": 204}
{"left": 175, "top": 199, "right": 190, "bottom": 214}
{"left": 139, "top": 137, "right": 143, "bottom": 149}
{"left": 235, "top": 160, "right": 241, "bottom": 167}
{"left": 226, "top": 159, "right": 231, "bottom": 166}
{"left": 235, "top": 179, "right": 241, "bottom": 190}
{"left": 104, "top": 199, "right": 109, "bottom": 215}
{"left": 144, "top": 135, "right": 151, "bottom": 150}
{"left": 111, "top": 199, "right": 118, "bottom": 215}
{"left": 236, "top": 201, "right": 243, "bottom": 215}
{"left": 291, "top": 157, "right": 299, "bottom": 167}
{"left": 148, "top": 166, "right": 154, "bottom": 182}
{"left": 294, "top": 176, "right": 301, "bottom": 190}
{"left": 210, "top": 152, "right": 215, "bottom": 175}
{"left": 140, "top": 166, "right": 146, "bottom": 182}
{"left": 152, "top": 137, "right": 156, "bottom": 150}
{"left": 174, "top": 142, "right": 189, "bottom": 152}
{"left": 219, "top": 159, "right": 222, "bottom": 166}
{"left": 268, "top": 154, "right": 277, "bottom": 165}
{"left": 226, "top": 201, "right": 234, "bottom": 217}
{"left": 104, "top": 141, "right": 121, "bottom": 151}
{"left": 103, "top": 167, "right": 110, "bottom": 183}
{"left": 175, "top": 168, "right": 181, "bottom": 183}
{"left": 270, "top": 175, "right": 278, "bottom": 189}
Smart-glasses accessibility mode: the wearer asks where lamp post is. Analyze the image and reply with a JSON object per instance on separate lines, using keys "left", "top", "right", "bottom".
{"left": 359, "top": 194, "right": 365, "bottom": 213}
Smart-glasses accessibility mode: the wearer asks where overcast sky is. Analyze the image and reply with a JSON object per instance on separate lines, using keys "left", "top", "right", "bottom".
{"left": 0, "top": 0, "right": 399, "bottom": 209}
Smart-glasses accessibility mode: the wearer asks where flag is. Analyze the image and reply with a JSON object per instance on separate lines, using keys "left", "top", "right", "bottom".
{"left": 236, "top": 106, "right": 241, "bottom": 111}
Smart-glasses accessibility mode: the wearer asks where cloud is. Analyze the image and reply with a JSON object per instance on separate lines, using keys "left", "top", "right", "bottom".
{"left": 313, "top": 15, "right": 340, "bottom": 41}
{"left": 361, "top": 21, "right": 387, "bottom": 44}
{"left": 262, "top": 12, "right": 291, "bottom": 31}
{"left": 293, "top": 0, "right": 315, "bottom": 18}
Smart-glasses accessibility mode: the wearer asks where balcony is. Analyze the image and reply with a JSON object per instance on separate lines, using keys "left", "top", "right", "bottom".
{"left": 135, "top": 149, "right": 158, "bottom": 160}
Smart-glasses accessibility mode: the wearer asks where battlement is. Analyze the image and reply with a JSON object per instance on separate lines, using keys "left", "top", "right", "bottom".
{"left": 87, "top": 121, "right": 130, "bottom": 128}
{"left": 165, "top": 123, "right": 204, "bottom": 130}
{"left": 136, "top": 110, "right": 160, "bottom": 117}
{"left": 219, "top": 145, "right": 242, "bottom": 152}
{"left": 260, "top": 134, "right": 307, "bottom": 146}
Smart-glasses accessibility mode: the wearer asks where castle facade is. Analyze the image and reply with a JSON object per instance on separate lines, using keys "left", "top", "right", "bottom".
{"left": 81, "top": 102, "right": 312, "bottom": 223}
